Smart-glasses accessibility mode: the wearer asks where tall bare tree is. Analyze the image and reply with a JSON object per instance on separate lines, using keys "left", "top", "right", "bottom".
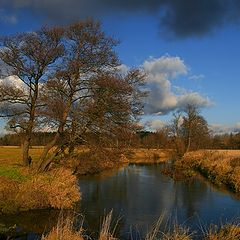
{"left": 0, "top": 27, "right": 64, "bottom": 166}
{"left": 0, "top": 20, "right": 146, "bottom": 170}
{"left": 36, "top": 20, "right": 126, "bottom": 171}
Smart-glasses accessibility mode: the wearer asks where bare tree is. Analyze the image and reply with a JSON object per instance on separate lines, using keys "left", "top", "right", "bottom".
{"left": 169, "top": 104, "right": 210, "bottom": 156}
{"left": 0, "top": 27, "right": 64, "bottom": 165}
{"left": 36, "top": 20, "right": 121, "bottom": 171}
{"left": 38, "top": 69, "right": 145, "bottom": 171}
{"left": 169, "top": 111, "right": 185, "bottom": 157}
{"left": 0, "top": 20, "right": 146, "bottom": 171}
{"left": 182, "top": 104, "right": 210, "bottom": 152}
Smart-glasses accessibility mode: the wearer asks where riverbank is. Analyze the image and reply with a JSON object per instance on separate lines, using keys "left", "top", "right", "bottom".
{"left": 169, "top": 150, "right": 240, "bottom": 193}
{"left": 125, "top": 148, "right": 172, "bottom": 164}
{"left": 62, "top": 147, "right": 172, "bottom": 175}
{"left": 0, "top": 146, "right": 171, "bottom": 214}
{"left": 0, "top": 147, "right": 81, "bottom": 214}
{"left": 0, "top": 168, "right": 80, "bottom": 214}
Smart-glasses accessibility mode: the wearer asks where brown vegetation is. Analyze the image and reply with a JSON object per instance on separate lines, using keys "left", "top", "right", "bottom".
{"left": 176, "top": 150, "right": 240, "bottom": 193}
{"left": 0, "top": 20, "right": 145, "bottom": 172}
{"left": 41, "top": 214, "right": 84, "bottom": 240}
{"left": 42, "top": 211, "right": 116, "bottom": 240}
{"left": 41, "top": 212, "right": 240, "bottom": 240}
{"left": 125, "top": 148, "right": 172, "bottom": 164}
{"left": 205, "top": 223, "right": 240, "bottom": 240}
{"left": 0, "top": 168, "right": 80, "bottom": 214}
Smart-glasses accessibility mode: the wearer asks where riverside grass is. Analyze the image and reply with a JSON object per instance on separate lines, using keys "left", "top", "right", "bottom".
{"left": 42, "top": 212, "right": 240, "bottom": 240}
{"left": 0, "top": 168, "right": 81, "bottom": 214}
{"left": 0, "top": 147, "right": 80, "bottom": 214}
{"left": 178, "top": 150, "right": 240, "bottom": 193}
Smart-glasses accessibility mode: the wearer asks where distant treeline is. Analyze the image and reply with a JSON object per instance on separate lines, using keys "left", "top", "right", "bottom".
{"left": 134, "top": 131, "right": 240, "bottom": 150}
{"left": 0, "top": 132, "right": 55, "bottom": 146}
{"left": 1, "top": 131, "right": 240, "bottom": 150}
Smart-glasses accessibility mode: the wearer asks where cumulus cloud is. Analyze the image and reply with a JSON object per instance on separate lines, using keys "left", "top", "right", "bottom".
{"left": 117, "top": 64, "right": 130, "bottom": 76}
{"left": 210, "top": 123, "right": 240, "bottom": 134}
{"left": 0, "top": 75, "right": 24, "bottom": 89}
{"left": 145, "top": 119, "right": 167, "bottom": 131}
{"left": 142, "top": 56, "right": 211, "bottom": 115}
{"left": 188, "top": 74, "right": 205, "bottom": 81}
{"left": 1, "top": 0, "right": 240, "bottom": 38}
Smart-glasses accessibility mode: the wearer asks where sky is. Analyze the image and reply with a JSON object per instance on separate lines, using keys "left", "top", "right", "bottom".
{"left": 0, "top": 0, "right": 240, "bottom": 134}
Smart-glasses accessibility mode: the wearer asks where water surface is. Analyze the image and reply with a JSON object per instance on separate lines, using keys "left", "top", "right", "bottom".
{"left": 78, "top": 164, "right": 240, "bottom": 239}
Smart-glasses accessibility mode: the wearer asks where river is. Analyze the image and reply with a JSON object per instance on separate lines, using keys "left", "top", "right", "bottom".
{"left": 1, "top": 164, "right": 240, "bottom": 239}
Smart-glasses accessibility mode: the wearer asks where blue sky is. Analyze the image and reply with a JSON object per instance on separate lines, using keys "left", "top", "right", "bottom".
{"left": 0, "top": 1, "right": 240, "bottom": 133}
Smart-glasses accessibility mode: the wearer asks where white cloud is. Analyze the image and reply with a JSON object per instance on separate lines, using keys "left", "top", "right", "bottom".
{"left": 188, "top": 74, "right": 205, "bottom": 81}
{"left": 177, "top": 92, "right": 212, "bottom": 110}
{"left": 0, "top": 75, "right": 25, "bottom": 89}
{"left": 210, "top": 123, "right": 240, "bottom": 134}
{"left": 142, "top": 55, "right": 211, "bottom": 115}
{"left": 117, "top": 64, "right": 130, "bottom": 76}
{"left": 145, "top": 119, "right": 167, "bottom": 131}
{"left": 143, "top": 55, "right": 188, "bottom": 82}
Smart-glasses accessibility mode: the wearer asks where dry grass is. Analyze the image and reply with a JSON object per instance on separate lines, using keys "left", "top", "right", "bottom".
{"left": 126, "top": 148, "right": 172, "bottom": 164}
{"left": 41, "top": 213, "right": 195, "bottom": 240}
{"left": 180, "top": 150, "right": 240, "bottom": 193}
{"left": 204, "top": 223, "right": 240, "bottom": 240}
{"left": 161, "top": 225, "right": 192, "bottom": 240}
{"left": 42, "top": 211, "right": 117, "bottom": 240}
{"left": 41, "top": 211, "right": 240, "bottom": 240}
{"left": 0, "top": 146, "right": 43, "bottom": 166}
{"left": 42, "top": 213, "right": 84, "bottom": 240}
{"left": 99, "top": 210, "right": 117, "bottom": 240}
{"left": 0, "top": 168, "right": 81, "bottom": 214}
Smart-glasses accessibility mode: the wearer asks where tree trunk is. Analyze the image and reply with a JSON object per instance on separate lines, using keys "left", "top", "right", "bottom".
{"left": 37, "top": 131, "right": 61, "bottom": 172}
{"left": 22, "top": 84, "right": 39, "bottom": 166}
{"left": 22, "top": 138, "right": 30, "bottom": 166}
{"left": 185, "top": 135, "right": 191, "bottom": 153}
{"left": 37, "top": 106, "right": 71, "bottom": 172}
{"left": 68, "top": 144, "right": 75, "bottom": 155}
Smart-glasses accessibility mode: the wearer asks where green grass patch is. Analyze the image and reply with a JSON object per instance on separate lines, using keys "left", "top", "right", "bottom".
{"left": 0, "top": 165, "right": 28, "bottom": 182}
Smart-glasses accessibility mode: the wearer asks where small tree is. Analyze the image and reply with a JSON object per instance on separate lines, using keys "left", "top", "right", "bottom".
{"left": 169, "top": 104, "right": 210, "bottom": 156}
{"left": 182, "top": 104, "right": 210, "bottom": 152}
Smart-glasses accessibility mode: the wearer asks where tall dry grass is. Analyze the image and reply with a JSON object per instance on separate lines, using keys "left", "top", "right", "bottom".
{"left": 0, "top": 168, "right": 81, "bottom": 213}
{"left": 42, "top": 211, "right": 117, "bottom": 240}
{"left": 42, "top": 213, "right": 240, "bottom": 240}
{"left": 42, "top": 213, "right": 84, "bottom": 240}
{"left": 204, "top": 223, "right": 240, "bottom": 240}
{"left": 180, "top": 150, "right": 240, "bottom": 193}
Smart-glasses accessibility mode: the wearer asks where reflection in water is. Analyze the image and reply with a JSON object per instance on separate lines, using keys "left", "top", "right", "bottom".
{"left": 0, "top": 209, "right": 60, "bottom": 239}
{"left": 1, "top": 165, "right": 240, "bottom": 239}
{"left": 79, "top": 165, "right": 240, "bottom": 239}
